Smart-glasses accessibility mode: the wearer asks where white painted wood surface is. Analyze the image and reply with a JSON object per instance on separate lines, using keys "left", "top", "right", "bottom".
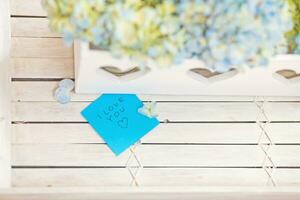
{"left": 4, "top": 0, "right": 300, "bottom": 199}
{"left": 11, "top": 81, "right": 300, "bottom": 101}
{"left": 1, "top": 187, "right": 300, "bottom": 200}
{"left": 11, "top": 144, "right": 300, "bottom": 167}
{"left": 0, "top": 0, "right": 11, "bottom": 188}
{"left": 11, "top": 168, "right": 300, "bottom": 187}
{"left": 11, "top": 38, "right": 73, "bottom": 58}
{"left": 11, "top": 102, "right": 300, "bottom": 122}
{"left": 11, "top": 123, "right": 300, "bottom": 144}
{"left": 10, "top": 0, "right": 46, "bottom": 17}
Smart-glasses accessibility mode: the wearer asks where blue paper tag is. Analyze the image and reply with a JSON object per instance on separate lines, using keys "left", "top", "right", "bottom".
{"left": 81, "top": 94, "right": 160, "bottom": 156}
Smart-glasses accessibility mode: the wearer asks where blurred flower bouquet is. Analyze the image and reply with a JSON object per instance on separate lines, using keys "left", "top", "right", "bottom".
{"left": 286, "top": 0, "right": 300, "bottom": 54}
{"left": 43, "top": 0, "right": 299, "bottom": 72}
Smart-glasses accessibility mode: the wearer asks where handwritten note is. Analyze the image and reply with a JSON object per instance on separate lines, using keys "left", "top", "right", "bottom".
{"left": 81, "top": 94, "right": 159, "bottom": 155}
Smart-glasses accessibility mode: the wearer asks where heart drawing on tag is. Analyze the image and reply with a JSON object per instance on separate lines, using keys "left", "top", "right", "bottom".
{"left": 118, "top": 117, "right": 128, "bottom": 129}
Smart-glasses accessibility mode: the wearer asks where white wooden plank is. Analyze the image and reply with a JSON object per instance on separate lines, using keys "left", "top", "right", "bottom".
{"left": 12, "top": 168, "right": 291, "bottom": 187}
{"left": 12, "top": 168, "right": 131, "bottom": 187}
{"left": 2, "top": 187, "right": 300, "bottom": 200}
{"left": 12, "top": 168, "right": 300, "bottom": 187}
{"left": 11, "top": 82, "right": 243, "bottom": 102}
{"left": 156, "top": 102, "right": 300, "bottom": 122}
{"left": 11, "top": 17, "right": 60, "bottom": 38}
{"left": 11, "top": 58, "right": 73, "bottom": 79}
{"left": 10, "top": 0, "right": 46, "bottom": 16}
{"left": 11, "top": 38, "right": 72, "bottom": 58}
{"left": 12, "top": 81, "right": 300, "bottom": 102}
{"left": 11, "top": 102, "right": 300, "bottom": 122}
{"left": 11, "top": 144, "right": 300, "bottom": 167}
{"left": 11, "top": 123, "right": 300, "bottom": 144}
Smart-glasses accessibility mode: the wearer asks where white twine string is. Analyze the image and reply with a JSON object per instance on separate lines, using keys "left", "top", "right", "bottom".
{"left": 254, "top": 96, "right": 276, "bottom": 186}
{"left": 125, "top": 140, "right": 143, "bottom": 186}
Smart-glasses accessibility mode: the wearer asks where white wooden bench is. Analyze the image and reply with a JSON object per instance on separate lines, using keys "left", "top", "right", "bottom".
{"left": 2, "top": 0, "right": 300, "bottom": 199}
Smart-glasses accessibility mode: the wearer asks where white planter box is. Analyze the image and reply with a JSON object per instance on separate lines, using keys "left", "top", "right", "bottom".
{"left": 75, "top": 41, "right": 300, "bottom": 96}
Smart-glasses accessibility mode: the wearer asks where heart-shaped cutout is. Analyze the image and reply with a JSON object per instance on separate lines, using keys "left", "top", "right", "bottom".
{"left": 89, "top": 43, "right": 108, "bottom": 51}
{"left": 98, "top": 66, "right": 150, "bottom": 81}
{"left": 273, "top": 69, "right": 300, "bottom": 84}
{"left": 187, "top": 68, "right": 238, "bottom": 84}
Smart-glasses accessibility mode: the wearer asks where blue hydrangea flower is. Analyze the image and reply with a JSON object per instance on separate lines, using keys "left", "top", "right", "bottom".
{"left": 43, "top": 0, "right": 297, "bottom": 72}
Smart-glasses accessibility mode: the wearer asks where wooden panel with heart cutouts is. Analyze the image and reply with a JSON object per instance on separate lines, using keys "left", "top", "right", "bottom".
{"left": 75, "top": 41, "right": 300, "bottom": 95}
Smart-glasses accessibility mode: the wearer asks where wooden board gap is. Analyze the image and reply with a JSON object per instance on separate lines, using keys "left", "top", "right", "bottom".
{"left": 11, "top": 15, "right": 47, "bottom": 18}
{"left": 12, "top": 78, "right": 68, "bottom": 82}
{"left": 13, "top": 166, "right": 300, "bottom": 169}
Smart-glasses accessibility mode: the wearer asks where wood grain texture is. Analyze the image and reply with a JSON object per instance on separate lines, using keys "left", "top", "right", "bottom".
{"left": 11, "top": 38, "right": 73, "bottom": 58}
{"left": 11, "top": 101, "right": 300, "bottom": 122}
{"left": 13, "top": 168, "right": 300, "bottom": 187}
{"left": 11, "top": 58, "right": 73, "bottom": 79}
{"left": 11, "top": 123, "right": 300, "bottom": 144}
{"left": 10, "top": 0, "right": 46, "bottom": 16}
{"left": 11, "top": 81, "right": 300, "bottom": 102}
{"left": 11, "top": 18, "right": 60, "bottom": 38}
{"left": 2, "top": 187, "right": 300, "bottom": 200}
{"left": 11, "top": 144, "right": 300, "bottom": 167}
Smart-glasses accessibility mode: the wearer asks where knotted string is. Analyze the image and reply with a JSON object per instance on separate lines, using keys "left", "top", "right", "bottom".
{"left": 124, "top": 98, "right": 278, "bottom": 186}
{"left": 254, "top": 96, "right": 276, "bottom": 186}
{"left": 125, "top": 140, "right": 143, "bottom": 186}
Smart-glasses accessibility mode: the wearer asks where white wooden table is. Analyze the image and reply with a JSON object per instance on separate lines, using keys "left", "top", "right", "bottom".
{"left": 2, "top": 0, "right": 300, "bottom": 199}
